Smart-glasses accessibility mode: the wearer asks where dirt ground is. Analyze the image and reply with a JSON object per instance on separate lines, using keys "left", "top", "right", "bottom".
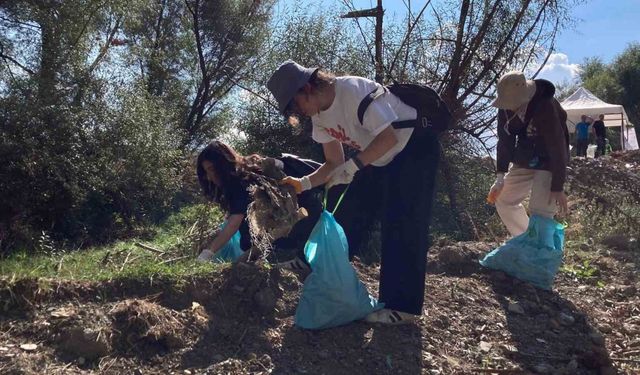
{"left": 1, "top": 238, "right": 638, "bottom": 375}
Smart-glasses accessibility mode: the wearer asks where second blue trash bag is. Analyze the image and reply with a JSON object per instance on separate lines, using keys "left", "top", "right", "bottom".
{"left": 212, "top": 220, "right": 244, "bottom": 263}
{"left": 480, "top": 215, "right": 564, "bottom": 290}
{"left": 295, "top": 210, "right": 382, "bottom": 329}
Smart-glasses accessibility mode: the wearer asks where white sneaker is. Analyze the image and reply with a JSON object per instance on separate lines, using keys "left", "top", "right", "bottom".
{"left": 276, "top": 256, "right": 310, "bottom": 272}
{"left": 196, "top": 249, "right": 215, "bottom": 262}
{"left": 365, "top": 309, "right": 419, "bottom": 325}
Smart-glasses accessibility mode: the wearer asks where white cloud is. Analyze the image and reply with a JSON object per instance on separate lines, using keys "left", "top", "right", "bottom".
{"left": 528, "top": 52, "right": 582, "bottom": 85}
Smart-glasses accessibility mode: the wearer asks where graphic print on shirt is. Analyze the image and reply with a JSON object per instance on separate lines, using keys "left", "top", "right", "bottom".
{"left": 325, "top": 124, "right": 362, "bottom": 150}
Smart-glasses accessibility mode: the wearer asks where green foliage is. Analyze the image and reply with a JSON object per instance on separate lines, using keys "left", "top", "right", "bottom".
{"left": 565, "top": 155, "right": 640, "bottom": 241}
{"left": 79, "top": 86, "right": 186, "bottom": 238}
{"left": 560, "top": 257, "right": 605, "bottom": 288}
{"left": 612, "top": 43, "right": 640, "bottom": 127}
{"left": 0, "top": 203, "right": 226, "bottom": 281}
{"left": 0, "top": 0, "right": 615, "bottom": 259}
{"left": 580, "top": 44, "right": 640, "bottom": 145}
{"left": 432, "top": 144, "right": 503, "bottom": 240}
{"left": 561, "top": 259, "right": 599, "bottom": 280}
{"left": 0, "top": 86, "right": 187, "bottom": 252}
{"left": 0, "top": 241, "right": 222, "bottom": 282}
{"left": 154, "top": 203, "right": 224, "bottom": 257}
{"left": 0, "top": 0, "right": 277, "bottom": 252}
{"left": 580, "top": 57, "right": 624, "bottom": 104}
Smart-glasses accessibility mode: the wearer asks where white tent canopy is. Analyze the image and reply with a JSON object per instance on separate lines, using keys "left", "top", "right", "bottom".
{"left": 561, "top": 87, "right": 638, "bottom": 150}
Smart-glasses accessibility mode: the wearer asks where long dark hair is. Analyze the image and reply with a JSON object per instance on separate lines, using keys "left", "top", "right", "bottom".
{"left": 196, "top": 141, "right": 261, "bottom": 211}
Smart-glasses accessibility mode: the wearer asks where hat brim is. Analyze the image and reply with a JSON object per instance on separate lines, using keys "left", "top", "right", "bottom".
{"left": 491, "top": 79, "right": 537, "bottom": 110}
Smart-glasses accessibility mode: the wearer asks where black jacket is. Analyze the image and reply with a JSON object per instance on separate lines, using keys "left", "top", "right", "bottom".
{"left": 496, "top": 80, "right": 570, "bottom": 191}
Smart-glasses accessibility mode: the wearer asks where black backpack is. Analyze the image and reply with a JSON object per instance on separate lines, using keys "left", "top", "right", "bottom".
{"left": 357, "top": 83, "right": 453, "bottom": 134}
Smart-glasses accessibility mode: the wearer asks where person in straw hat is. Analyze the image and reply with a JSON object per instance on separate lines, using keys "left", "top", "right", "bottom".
{"left": 489, "top": 71, "right": 570, "bottom": 236}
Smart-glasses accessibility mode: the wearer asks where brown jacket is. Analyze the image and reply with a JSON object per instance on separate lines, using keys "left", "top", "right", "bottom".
{"left": 496, "top": 80, "right": 569, "bottom": 192}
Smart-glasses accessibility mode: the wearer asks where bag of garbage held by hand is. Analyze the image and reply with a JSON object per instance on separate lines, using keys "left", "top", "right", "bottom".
{"left": 295, "top": 209, "right": 382, "bottom": 329}
{"left": 212, "top": 220, "right": 244, "bottom": 263}
{"left": 480, "top": 215, "right": 564, "bottom": 290}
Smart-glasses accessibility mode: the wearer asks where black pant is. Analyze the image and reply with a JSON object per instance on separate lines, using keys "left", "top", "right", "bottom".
{"left": 576, "top": 139, "right": 589, "bottom": 157}
{"left": 595, "top": 136, "right": 606, "bottom": 158}
{"left": 334, "top": 129, "right": 440, "bottom": 315}
{"left": 329, "top": 167, "right": 384, "bottom": 259}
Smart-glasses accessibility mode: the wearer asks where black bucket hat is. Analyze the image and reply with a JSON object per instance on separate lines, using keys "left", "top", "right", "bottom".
{"left": 267, "top": 60, "right": 319, "bottom": 114}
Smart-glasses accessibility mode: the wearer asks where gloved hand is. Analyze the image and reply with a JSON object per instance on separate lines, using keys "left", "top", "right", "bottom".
{"left": 327, "top": 159, "right": 359, "bottom": 189}
{"left": 280, "top": 175, "right": 312, "bottom": 194}
{"left": 487, "top": 173, "right": 505, "bottom": 204}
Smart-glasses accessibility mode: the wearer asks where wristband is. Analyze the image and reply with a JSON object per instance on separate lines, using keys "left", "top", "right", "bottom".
{"left": 496, "top": 173, "right": 505, "bottom": 183}
{"left": 300, "top": 176, "right": 312, "bottom": 192}
{"left": 351, "top": 155, "right": 365, "bottom": 170}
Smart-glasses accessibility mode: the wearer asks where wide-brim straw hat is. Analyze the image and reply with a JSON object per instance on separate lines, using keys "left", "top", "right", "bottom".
{"left": 492, "top": 71, "right": 536, "bottom": 110}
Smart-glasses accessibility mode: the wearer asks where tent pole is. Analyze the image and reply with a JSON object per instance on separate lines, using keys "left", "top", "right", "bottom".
{"left": 621, "top": 114, "right": 625, "bottom": 151}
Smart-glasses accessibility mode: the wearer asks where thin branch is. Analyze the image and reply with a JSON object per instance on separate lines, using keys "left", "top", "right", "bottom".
{"left": 0, "top": 15, "right": 41, "bottom": 30}
{"left": 340, "top": 0, "right": 376, "bottom": 68}
{"left": 440, "top": 0, "right": 470, "bottom": 110}
{"left": 456, "top": 0, "right": 534, "bottom": 102}
{"left": 387, "top": 0, "right": 432, "bottom": 78}
{"left": 87, "top": 15, "right": 122, "bottom": 74}
{"left": 69, "top": 0, "right": 107, "bottom": 51}
{"left": 223, "top": 72, "right": 279, "bottom": 111}
{"left": 0, "top": 42, "right": 35, "bottom": 75}
{"left": 519, "top": 9, "right": 547, "bottom": 70}
{"left": 457, "top": 0, "right": 502, "bottom": 78}
{"left": 530, "top": 19, "right": 560, "bottom": 79}
{"left": 431, "top": 4, "right": 447, "bottom": 91}
{"left": 531, "top": 43, "right": 554, "bottom": 79}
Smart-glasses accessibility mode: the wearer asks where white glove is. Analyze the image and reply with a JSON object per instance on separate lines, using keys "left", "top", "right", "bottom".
{"left": 327, "top": 159, "right": 359, "bottom": 189}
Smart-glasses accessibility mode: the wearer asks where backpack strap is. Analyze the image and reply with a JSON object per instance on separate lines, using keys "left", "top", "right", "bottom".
{"left": 357, "top": 85, "right": 426, "bottom": 130}
{"left": 357, "top": 85, "right": 387, "bottom": 125}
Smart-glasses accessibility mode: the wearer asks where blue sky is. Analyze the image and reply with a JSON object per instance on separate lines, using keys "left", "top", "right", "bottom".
{"left": 539, "top": 0, "right": 640, "bottom": 84}
{"left": 280, "top": 0, "right": 640, "bottom": 85}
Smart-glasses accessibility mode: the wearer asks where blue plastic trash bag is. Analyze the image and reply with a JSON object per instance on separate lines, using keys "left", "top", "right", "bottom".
{"left": 295, "top": 210, "right": 382, "bottom": 329}
{"left": 212, "top": 220, "right": 244, "bottom": 263}
{"left": 480, "top": 215, "right": 564, "bottom": 290}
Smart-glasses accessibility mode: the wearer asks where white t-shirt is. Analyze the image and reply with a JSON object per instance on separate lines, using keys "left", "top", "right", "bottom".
{"left": 311, "top": 76, "right": 416, "bottom": 167}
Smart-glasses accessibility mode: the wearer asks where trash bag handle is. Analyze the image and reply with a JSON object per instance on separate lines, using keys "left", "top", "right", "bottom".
{"left": 323, "top": 184, "right": 350, "bottom": 214}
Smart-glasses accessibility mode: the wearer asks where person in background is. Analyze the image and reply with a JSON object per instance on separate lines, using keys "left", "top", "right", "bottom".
{"left": 575, "top": 115, "right": 590, "bottom": 157}
{"left": 488, "top": 71, "right": 570, "bottom": 236}
{"left": 195, "top": 141, "right": 321, "bottom": 270}
{"left": 592, "top": 114, "right": 607, "bottom": 158}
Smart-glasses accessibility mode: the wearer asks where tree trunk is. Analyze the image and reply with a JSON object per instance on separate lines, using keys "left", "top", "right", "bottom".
{"left": 38, "top": 15, "right": 59, "bottom": 106}
{"left": 374, "top": 0, "right": 383, "bottom": 84}
{"left": 147, "top": 0, "right": 167, "bottom": 96}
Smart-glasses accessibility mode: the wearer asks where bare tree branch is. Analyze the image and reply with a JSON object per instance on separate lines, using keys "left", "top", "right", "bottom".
{"left": 0, "top": 41, "right": 35, "bottom": 75}
{"left": 87, "top": 15, "right": 121, "bottom": 74}
{"left": 387, "top": 0, "right": 432, "bottom": 79}
{"left": 340, "top": 0, "right": 376, "bottom": 68}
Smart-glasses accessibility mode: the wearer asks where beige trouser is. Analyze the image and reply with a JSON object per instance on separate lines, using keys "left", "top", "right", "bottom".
{"left": 496, "top": 167, "right": 557, "bottom": 236}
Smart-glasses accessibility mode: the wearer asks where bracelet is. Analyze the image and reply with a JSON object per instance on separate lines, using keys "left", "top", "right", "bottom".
{"left": 352, "top": 155, "right": 365, "bottom": 170}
